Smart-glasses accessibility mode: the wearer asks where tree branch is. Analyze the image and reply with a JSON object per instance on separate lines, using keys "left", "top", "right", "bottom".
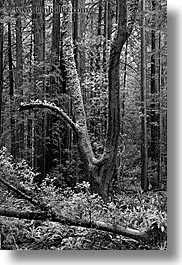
{"left": 0, "top": 208, "right": 150, "bottom": 242}
{"left": 19, "top": 100, "right": 78, "bottom": 133}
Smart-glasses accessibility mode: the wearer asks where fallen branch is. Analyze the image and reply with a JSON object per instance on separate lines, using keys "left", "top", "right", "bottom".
{"left": 0, "top": 171, "right": 154, "bottom": 243}
{"left": 0, "top": 175, "right": 38, "bottom": 207}
{"left": 0, "top": 208, "right": 150, "bottom": 242}
{"left": 0, "top": 172, "right": 57, "bottom": 215}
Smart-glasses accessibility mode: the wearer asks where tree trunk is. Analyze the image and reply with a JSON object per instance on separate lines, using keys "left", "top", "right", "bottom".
{"left": 72, "top": 0, "right": 79, "bottom": 68}
{"left": 96, "top": 0, "right": 102, "bottom": 70}
{"left": 140, "top": 0, "right": 148, "bottom": 191}
{"left": 15, "top": 0, "right": 24, "bottom": 159}
{"left": 32, "top": 0, "right": 46, "bottom": 176}
{"left": 157, "top": 14, "right": 162, "bottom": 188}
{"left": 46, "top": 0, "right": 61, "bottom": 174}
{"left": 150, "top": 0, "right": 158, "bottom": 162}
{"left": 8, "top": 21, "right": 16, "bottom": 158}
{"left": 121, "top": 40, "right": 128, "bottom": 135}
{"left": 0, "top": 0, "right": 3, "bottom": 139}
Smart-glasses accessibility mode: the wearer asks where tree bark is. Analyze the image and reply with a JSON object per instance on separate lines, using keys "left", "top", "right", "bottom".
{"left": 32, "top": 0, "right": 46, "bottom": 176}
{"left": 140, "top": 0, "right": 148, "bottom": 191}
{"left": 157, "top": 13, "right": 162, "bottom": 187}
{"left": 150, "top": 0, "right": 158, "bottom": 162}
{"left": 46, "top": 0, "right": 61, "bottom": 175}
{"left": 0, "top": 208, "right": 151, "bottom": 242}
{"left": 8, "top": 21, "right": 16, "bottom": 158}
{"left": 96, "top": 0, "right": 103, "bottom": 70}
{"left": 0, "top": 0, "right": 3, "bottom": 139}
{"left": 15, "top": 0, "right": 24, "bottom": 159}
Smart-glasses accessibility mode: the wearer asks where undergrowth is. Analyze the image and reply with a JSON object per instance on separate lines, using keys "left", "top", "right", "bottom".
{"left": 0, "top": 147, "right": 167, "bottom": 250}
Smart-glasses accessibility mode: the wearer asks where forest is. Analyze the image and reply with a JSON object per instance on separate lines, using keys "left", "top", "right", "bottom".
{"left": 0, "top": 0, "right": 167, "bottom": 250}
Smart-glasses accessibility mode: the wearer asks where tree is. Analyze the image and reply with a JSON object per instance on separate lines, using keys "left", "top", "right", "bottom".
{"left": 8, "top": 19, "right": 16, "bottom": 158}
{"left": 0, "top": 0, "right": 3, "bottom": 140}
{"left": 20, "top": 0, "right": 139, "bottom": 201}
{"left": 46, "top": 0, "right": 61, "bottom": 175}
{"left": 150, "top": 0, "right": 158, "bottom": 162}
{"left": 32, "top": 0, "right": 46, "bottom": 176}
{"left": 15, "top": 0, "right": 24, "bottom": 159}
{"left": 140, "top": 0, "right": 148, "bottom": 191}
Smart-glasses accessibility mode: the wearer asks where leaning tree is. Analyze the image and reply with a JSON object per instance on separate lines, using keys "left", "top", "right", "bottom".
{"left": 20, "top": 0, "right": 139, "bottom": 201}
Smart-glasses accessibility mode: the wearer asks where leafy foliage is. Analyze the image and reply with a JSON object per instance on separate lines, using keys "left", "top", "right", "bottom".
{"left": 0, "top": 149, "right": 167, "bottom": 250}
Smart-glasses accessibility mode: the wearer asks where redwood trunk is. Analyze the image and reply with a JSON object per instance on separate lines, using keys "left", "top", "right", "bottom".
{"left": 0, "top": 0, "right": 3, "bottom": 139}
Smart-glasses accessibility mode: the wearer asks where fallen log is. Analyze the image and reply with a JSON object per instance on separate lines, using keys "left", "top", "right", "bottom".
{"left": 0, "top": 208, "right": 150, "bottom": 242}
{"left": 0, "top": 171, "right": 160, "bottom": 243}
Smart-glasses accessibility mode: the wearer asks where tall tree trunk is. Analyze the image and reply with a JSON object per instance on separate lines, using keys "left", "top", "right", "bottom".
{"left": 150, "top": 0, "right": 158, "bottom": 162}
{"left": 46, "top": 0, "right": 61, "bottom": 174}
{"left": 103, "top": 0, "right": 112, "bottom": 72}
{"left": 140, "top": 0, "right": 148, "bottom": 191}
{"left": 72, "top": 0, "right": 79, "bottom": 68}
{"left": 78, "top": 0, "right": 86, "bottom": 105}
{"left": 157, "top": 2, "right": 162, "bottom": 188}
{"left": 121, "top": 40, "right": 128, "bottom": 135}
{"left": 15, "top": 0, "right": 24, "bottom": 159}
{"left": 32, "top": 0, "right": 45, "bottom": 176}
{"left": 0, "top": 0, "right": 3, "bottom": 140}
{"left": 96, "top": 0, "right": 102, "bottom": 70}
{"left": 8, "top": 22, "right": 15, "bottom": 158}
{"left": 78, "top": 0, "right": 86, "bottom": 80}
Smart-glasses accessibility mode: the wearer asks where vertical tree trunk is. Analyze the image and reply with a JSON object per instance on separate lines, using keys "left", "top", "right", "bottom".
{"left": 78, "top": 0, "right": 86, "bottom": 106}
{"left": 103, "top": 0, "right": 111, "bottom": 72}
{"left": 27, "top": 28, "right": 34, "bottom": 167}
{"left": 150, "top": 0, "right": 158, "bottom": 162}
{"left": 72, "top": 0, "right": 79, "bottom": 68}
{"left": 0, "top": 0, "right": 3, "bottom": 140}
{"left": 32, "top": 0, "right": 45, "bottom": 176}
{"left": 16, "top": 0, "right": 24, "bottom": 159}
{"left": 96, "top": 0, "right": 102, "bottom": 70}
{"left": 121, "top": 40, "right": 128, "bottom": 135}
{"left": 157, "top": 12, "right": 162, "bottom": 188}
{"left": 46, "top": 0, "right": 61, "bottom": 174}
{"left": 8, "top": 22, "right": 16, "bottom": 158}
{"left": 140, "top": 0, "right": 148, "bottom": 191}
{"left": 78, "top": 0, "right": 86, "bottom": 80}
